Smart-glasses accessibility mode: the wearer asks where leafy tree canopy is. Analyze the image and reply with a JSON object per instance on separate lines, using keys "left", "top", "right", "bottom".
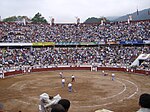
{"left": 31, "top": 12, "right": 47, "bottom": 23}
{"left": 3, "top": 16, "right": 30, "bottom": 22}
{"left": 3, "top": 16, "right": 17, "bottom": 22}
{"left": 84, "top": 17, "right": 109, "bottom": 23}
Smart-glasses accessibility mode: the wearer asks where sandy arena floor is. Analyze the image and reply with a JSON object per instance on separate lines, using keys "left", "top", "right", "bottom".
{"left": 0, "top": 70, "right": 150, "bottom": 112}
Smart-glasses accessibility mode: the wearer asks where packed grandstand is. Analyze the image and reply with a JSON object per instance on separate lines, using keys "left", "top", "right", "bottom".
{"left": 0, "top": 20, "right": 150, "bottom": 75}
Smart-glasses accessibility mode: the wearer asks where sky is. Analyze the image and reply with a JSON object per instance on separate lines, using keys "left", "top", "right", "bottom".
{"left": 0, "top": 0, "right": 150, "bottom": 23}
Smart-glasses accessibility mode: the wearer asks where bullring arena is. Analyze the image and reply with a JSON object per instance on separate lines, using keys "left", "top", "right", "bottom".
{"left": 0, "top": 19, "right": 150, "bottom": 112}
{"left": 0, "top": 67, "right": 150, "bottom": 112}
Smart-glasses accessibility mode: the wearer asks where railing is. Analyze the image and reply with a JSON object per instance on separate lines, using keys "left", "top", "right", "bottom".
{"left": 3, "top": 66, "right": 150, "bottom": 78}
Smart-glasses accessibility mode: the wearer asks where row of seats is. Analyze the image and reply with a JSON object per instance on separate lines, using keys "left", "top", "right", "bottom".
{"left": 0, "top": 21, "right": 149, "bottom": 43}
{"left": 0, "top": 46, "right": 149, "bottom": 71}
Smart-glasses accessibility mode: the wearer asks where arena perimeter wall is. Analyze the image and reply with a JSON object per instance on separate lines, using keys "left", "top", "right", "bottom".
{"left": 4, "top": 67, "right": 150, "bottom": 78}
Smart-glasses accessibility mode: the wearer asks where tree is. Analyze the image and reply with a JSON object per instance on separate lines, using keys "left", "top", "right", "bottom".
{"left": 31, "top": 12, "right": 47, "bottom": 23}
{"left": 3, "top": 16, "right": 31, "bottom": 23}
{"left": 3, "top": 16, "right": 18, "bottom": 22}
{"left": 84, "top": 17, "right": 109, "bottom": 23}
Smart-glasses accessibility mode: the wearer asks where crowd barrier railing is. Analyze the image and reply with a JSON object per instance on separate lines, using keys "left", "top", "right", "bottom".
{"left": 3, "top": 66, "right": 150, "bottom": 78}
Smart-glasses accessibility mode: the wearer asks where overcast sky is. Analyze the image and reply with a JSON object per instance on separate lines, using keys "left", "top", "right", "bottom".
{"left": 0, "top": 0, "right": 150, "bottom": 23}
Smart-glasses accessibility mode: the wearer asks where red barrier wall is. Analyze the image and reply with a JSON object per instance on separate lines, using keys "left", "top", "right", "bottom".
{"left": 4, "top": 67, "right": 150, "bottom": 78}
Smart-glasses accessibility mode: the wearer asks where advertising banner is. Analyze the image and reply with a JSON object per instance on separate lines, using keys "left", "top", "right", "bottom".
{"left": 80, "top": 42, "right": 96, "bottom": 45}
{"left": 143, "top": 40, "right": 150, "bottom": 44}
{"left": 120, "top": 41, "right": 144, "bottom": 45}
{"left": 56, "top": 42, "right": 79, "bottom": 45}
{"left": 32, "top": 42, "right": 55, "bottom": 46}
{"left": 0, "top": 43, "right": 32, "bottom": 46}
{"left": 106, "top": 41, "right": 117, "bottom": 45}
{"left": 97, "top": 41, "right": 105, "bottom": 45}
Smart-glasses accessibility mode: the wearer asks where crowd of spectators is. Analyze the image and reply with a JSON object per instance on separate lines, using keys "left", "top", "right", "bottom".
{"left": 0, "top": 20, "right": 149, "bottom": 72}
{"left": 0, "top": 46, "right": 149, "bottom": 71}
{"left": 0, "top": 20, "right": 149, "bottom": 43}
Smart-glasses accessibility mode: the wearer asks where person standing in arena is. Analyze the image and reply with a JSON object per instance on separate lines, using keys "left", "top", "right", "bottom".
{"left": 59, "top": 72, "right": 63, "bottom": 78}
{"left": 68, "top": 83, "right": 72, "bottom": 92}
{"left": 61, "top": 78, "right": 65, "bottom": 88}
{"left": 102, "top": 70, "right": 105, "bottom": 75}
{"left": 71, "top": 75, "right": 75, "bottom": 82}
{"left": 102, "top": 70, "right": 108, "bottom": 76}
{"left": 111, "top": 73, "right": 115, "bottom": 81}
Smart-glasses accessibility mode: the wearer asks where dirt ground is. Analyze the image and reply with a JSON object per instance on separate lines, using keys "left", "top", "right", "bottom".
{"left": 0, "top": 70, "right": 150, "bottom": 112}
